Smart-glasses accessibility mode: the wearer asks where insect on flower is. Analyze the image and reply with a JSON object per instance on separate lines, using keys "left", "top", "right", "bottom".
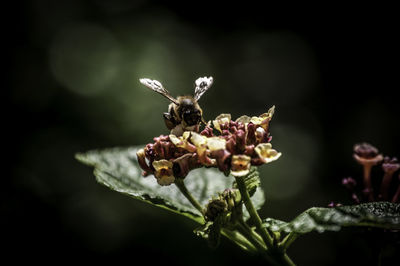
{"left": 140, "top": 77, "right": 213, "bottom": 136}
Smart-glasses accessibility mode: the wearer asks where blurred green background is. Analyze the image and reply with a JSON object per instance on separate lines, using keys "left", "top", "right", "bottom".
{"left": 5, "top": 1, "right": 399, "bottom": 265}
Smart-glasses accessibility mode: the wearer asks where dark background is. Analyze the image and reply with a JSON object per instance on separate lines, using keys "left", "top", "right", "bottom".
{"left": 4, "top": 1, "right": 399, "bottom": 265}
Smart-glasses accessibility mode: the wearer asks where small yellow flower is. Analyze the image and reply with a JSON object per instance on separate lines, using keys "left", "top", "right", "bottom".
{"left": 169, "top": 134, "right": 182, "bottom": 145}
{"left": 190, "top": 132, "right": 216, "bottom": 166}
{"left": 254, "top": 143, "right": 281, "bottom": 164}
{"left": 249, "top": 106, "right": 275, "bottom": 130}
{"left": 235, "top": 115, "right": 251, "bottom": 124}
{"left": 249, "top": 116, "right": 265, "bottom": 125}
{"left": 213, "top": 113, "right": 231, "bottom": 132}
{"left": 231, "top": 155, "right": 252, "bottom": 177}
{"left": 255, "top": 127, "right": 266, "bottom": 142}
{"left": 152, "top": 160, "right": 175, "bottom": 186}
{"left": 190, "top": 132, "right": 208, "bottom": 147}
{"left": 207, "top": 137, "right": 226, "bottom": 151}
{"left": 169, "top": 133, "right": 196, "bottom": 152}
{"left": 262, "top": 105, "right": 275, "bottom": 119}
{"left": 249, "top": 117, "right": 268, "bottom": 131}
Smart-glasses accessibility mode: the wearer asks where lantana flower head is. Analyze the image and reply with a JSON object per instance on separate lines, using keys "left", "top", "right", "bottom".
{"left": 137, "top": 106, "right": 281, "bottom": 186}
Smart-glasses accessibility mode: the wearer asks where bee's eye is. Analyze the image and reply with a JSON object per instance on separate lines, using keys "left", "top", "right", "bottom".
{"left": 185, "top": 109, "right": 199, "bottom": 114}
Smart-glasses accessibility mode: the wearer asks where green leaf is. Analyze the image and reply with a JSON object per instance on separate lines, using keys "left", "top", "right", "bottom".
{"left": 264, "top": 202, "right": 400, "bottom": 234}
{"left": 76, "top": 146, "right": 234, "bottom": 223}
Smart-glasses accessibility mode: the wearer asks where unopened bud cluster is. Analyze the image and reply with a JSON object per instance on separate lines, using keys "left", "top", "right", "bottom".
{"left": 137, "top": 106, "right": 281, "bottom": 186}
{"left": 204, "top": 189, "right": 242, "bottom": 222}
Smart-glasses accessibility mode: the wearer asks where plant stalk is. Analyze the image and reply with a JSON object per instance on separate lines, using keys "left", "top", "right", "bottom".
{"left": 234, "top": 175, "right": 274, "bottom": 249}
{"left": 175, "top": 177, "right": 295, "bottom": 265}
{"left": 392, "top": 182, "right": 400, "bottom": 203}
{"left": 175, "top": 179, "right": 261, "bottom": 254}
{"left": 222, "top": 229, "right": 258, "bottom": 253}
{"left": 239, "top": 219, "right": 265, "bottom": 247}
{"left": 279, "top": 232, "right": 299, "bottom": 251}
{"left": 236, "top": 222, "right": 266, "bottom": 251}
{"left": 174, "top": 178, "right": 204, "bottom": 216}
{"left": 235, "top": 175, "right": 296, "bottom": 266}
{"left": 236, "top": 222, "right": 295, "bottom": 266}
{"left": 362, "top": 164, "right": 374, "bottom": 201}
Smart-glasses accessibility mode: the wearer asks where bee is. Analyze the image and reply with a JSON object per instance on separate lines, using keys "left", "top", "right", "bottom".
{"left": 140, "top": 76, "right": 213, "bottom": 136}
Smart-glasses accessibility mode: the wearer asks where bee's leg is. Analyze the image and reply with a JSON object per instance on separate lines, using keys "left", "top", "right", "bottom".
{"left": 163, "top": 112, "right": 177, "bottom": 130}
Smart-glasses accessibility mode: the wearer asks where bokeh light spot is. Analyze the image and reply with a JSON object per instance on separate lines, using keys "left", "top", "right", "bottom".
{"left": 49, "top": 23, "right": 121, "bottom": 96}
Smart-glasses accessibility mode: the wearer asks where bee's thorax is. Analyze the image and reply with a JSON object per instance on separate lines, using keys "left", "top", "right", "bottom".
{"left": 175, "top": 96, "right": 203, "bottom": 127}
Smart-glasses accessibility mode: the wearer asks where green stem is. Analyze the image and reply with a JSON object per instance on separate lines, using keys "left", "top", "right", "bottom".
{"left": 235, "top": 223, "right": 291, "bottom": 266}
{"left": 280, "top": 253, "right": 296, "bottom": 266}
{"left": 222, "top": 229, "right": 257, "bottom": 253}
{"left": 175, "top": 176, "right": 295, "bottom": 265}
{"left": 236, "top": 222, "right": 266, "bottom": 251}
{"left": 279, "top": 232, "right": 299, "bottom": 251}
{"left": 234, "top": 176, "right": 274, "bottom": 249}
{"left": 174, "top": 178, "right": 204, "bottom": 216}
{"left": 235, "top": 176, "right": 296, "bottom": 266}
{"left": 175, "top": 179, "right": 259, "bottom": 254}
{"left": 239, "top": 219, "right": 266, "bottom": 247}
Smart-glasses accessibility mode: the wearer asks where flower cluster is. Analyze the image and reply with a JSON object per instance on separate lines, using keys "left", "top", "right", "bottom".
{"left": 137, "top": 106, "right": 281, "bottom": 186}
{"left": 341, "top": 143, "right": 400, "bottom": 204}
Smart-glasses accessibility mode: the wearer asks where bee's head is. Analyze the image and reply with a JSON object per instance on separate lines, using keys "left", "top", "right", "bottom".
{"left": 179, "top": 97, "right": 195, "bottom": 107}
{"left": 183, "top": 109, "right": 201, "bottom": 126}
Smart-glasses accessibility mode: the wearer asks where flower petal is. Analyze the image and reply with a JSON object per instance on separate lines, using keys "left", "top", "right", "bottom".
{"left": 255, "top": 127, "right": 268, "bottom": 143}
{"left": 235, "top": 115, "right": 251, "bottom": 124}
{"left": 213, "top": 114, "right": 231, "bottom": 132}
{"left": 254, "top": 143, "right": 281, "bottom": 164}
{"left": 169, "top": 134, "right": 181, "bottom": 145}
{"left": 250, "top": 116, "right": 269, "bottom": 130}
{"left": 353, "top": 153, "right": 384, "bottom": 166}
{"left": 260, "top": 105, "right": 275, "bottom": 119}
{"left": 231, "top": 155, "right": 251, "bottom": 177}
{"left": 207, "top": 137, "right": 226, "bottom": 151}
{"left": 136, "top": 148, "right": 153, "bottom": 175}
{"left": 169, "top": 134, "right": 196, "bottom": 152}
{"left": 189, "top": 132, "right": 216, "bottom": 166}
{"left": 190, "top": 132, "right": 208, "bottom": 147}
{"left": 249, "top": 106, "right": 275, "bottom": 131}
{"left": 152, "top": 159, "right": 175, "bottom": 186}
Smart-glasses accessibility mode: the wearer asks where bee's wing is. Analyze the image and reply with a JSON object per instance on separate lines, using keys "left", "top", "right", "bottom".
{"left": 194, "top": 76, "right": 213, "bottom": 101}
{"left": 139, "top": 78, "right": 179, "bottom": 105}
